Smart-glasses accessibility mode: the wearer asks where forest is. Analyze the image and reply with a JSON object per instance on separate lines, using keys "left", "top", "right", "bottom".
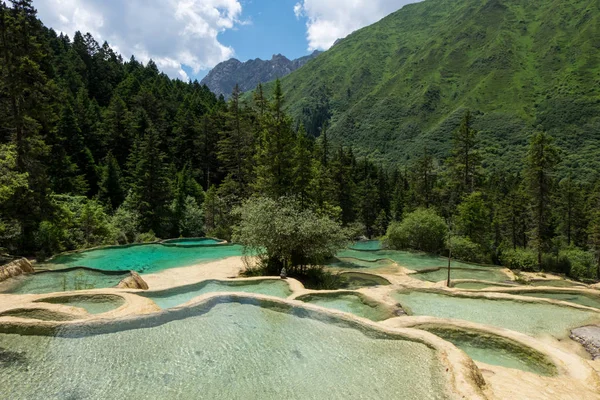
{"left": 0, "top": 1, "right": 599, "bottom": 282}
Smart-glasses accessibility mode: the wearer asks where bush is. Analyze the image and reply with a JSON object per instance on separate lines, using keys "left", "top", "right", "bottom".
{"left": 448, "top": 236, "right": 490, "bottom": 264}
{"left": 500, "top": 248, "right": 539, "bottom": 271}
{"left": 561, "top": 248, "right": 598, "bottom": 281}
{"left": 386, "top": 208, "right": 447, "bottom": 253}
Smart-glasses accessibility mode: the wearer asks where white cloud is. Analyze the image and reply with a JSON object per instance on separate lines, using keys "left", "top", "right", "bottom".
{"left": 294, "top": 0, "right": 421, "bottom": 51}
{"left": 33, "top": 0, "right": 243, "bottom": 80}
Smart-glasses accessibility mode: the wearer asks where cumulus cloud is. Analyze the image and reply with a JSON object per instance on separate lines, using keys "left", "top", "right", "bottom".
{"left": 34, "top": 0, "right": 243, "bottom": 80}
{"left": 294, "top": 0, "right": 421, "bottom": 51}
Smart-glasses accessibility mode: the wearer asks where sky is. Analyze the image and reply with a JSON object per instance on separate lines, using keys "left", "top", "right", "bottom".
{"left": 33, "top": 0, "right": 420, "bottom": 81}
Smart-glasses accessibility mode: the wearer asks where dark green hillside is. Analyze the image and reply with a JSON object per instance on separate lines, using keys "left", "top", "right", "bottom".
{"left": 266, "top": 0, "right": 600, "bottom": 178}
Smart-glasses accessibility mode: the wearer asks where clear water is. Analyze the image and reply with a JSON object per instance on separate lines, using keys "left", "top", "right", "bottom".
{"left": 529, "top": 280, "right": 585, "bottom": 288}
{"left": 423, "top": 328, "right": 556, "bottom": 376}
{"left": 0, "top": 269, "right": 129, "bottom": 295}
{"left": 0, "top": 308, "right": 77, "bottom": 321}
{"left": 44, "top": 244, "right": 244, "bottom": 273}
{"left": 327, "top": 257, "right": 397, "bottom": 271}
{"left": 143, "top": 280, "right": 292, "bottom": 309}
{"left": 298, "top": 293, "right": 394, "bottom": 321}
{"left": 336, "top": 250, "right": 486, "bottom": 271}
{"left": 36, "top": 295, "right": 126, "bottom": 315}
{"left": 394, "top": 291, "right": 600, "bottom": 338}
{"left": 160, "top": 238, "right": 224, "bottom": 246}
{"left": 0, "top": 303, "right": 450, "bottom": 400}
{"left": 453, "top": 282, "right": 507, "bottom": 290}
{"left": 413, "top": 268, "right": 510, "bottom": 283}
{"left": 334, "top": 272, "right": 391, "bottom": 290}
{"left": 349, "top": 240, "right": 383, "bottom": 251}
{"left": 516, "top": 292, "right": 600, "bottom": 310}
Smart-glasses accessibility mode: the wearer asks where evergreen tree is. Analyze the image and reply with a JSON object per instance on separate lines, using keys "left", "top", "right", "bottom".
{"left": 98, "top": 152, "right": 124, "bottom": 210}
{"left": 129, "top": 126, "right": 173, "bottom": 236}
{"left": 525, "top": 131, "right": 561, "bottom": 268}
{"left": 253, "top": 80, "right": 295, "bottom": 198}
{"left": 447, "top": 111, "right": 481, "bottom": 199}
{"left": 292, "top": 125, "right": 314, "bottom": 207}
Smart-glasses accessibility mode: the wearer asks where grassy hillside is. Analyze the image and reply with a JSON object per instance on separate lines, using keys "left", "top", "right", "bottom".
{"left": 262, "top": 0, "right": 600, "bottom": 178}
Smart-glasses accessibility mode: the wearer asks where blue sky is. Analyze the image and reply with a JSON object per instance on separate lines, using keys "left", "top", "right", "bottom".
{"left": 33, "top": 0, "right": 419, "bottom": 81}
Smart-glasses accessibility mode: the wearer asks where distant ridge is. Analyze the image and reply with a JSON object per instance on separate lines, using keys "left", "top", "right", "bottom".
{"left": 201, "top": 51, "right": 321, "bottom": 98}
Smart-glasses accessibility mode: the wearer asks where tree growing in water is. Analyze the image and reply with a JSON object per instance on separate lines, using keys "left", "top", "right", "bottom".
{"left": 232, "top": 196, "right": 348, "bottom": 276}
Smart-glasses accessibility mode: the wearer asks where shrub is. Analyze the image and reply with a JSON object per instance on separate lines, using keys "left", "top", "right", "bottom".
{"left": 448, "top": 236, "right": 490, "bottom": 264}
{"left": 386, "top": 208, "right": 447, "bottom": 253}
{"left": 500, "top": 248, "right": 538, "bottom": 271}
{"left": 561, "top": 248, "right": 597, "bottom": 281}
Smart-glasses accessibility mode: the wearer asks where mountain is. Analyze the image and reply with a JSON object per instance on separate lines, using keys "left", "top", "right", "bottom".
{"left": 201, "top": 51, "right": 321, "bottom": 98}
{"left": 264, "top": 0, "right": 600, "bottom": 178}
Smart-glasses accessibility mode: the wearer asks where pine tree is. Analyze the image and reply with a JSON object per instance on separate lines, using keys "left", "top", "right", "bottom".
{"left": 447, "top": 111, "right": 481, "bottom": 198}
{"left": 525, "top": 131, "right": 561, "bottom": 269}
{"left": 129, "top": 125, "right": 173, "bottom": 236}
{"left": 253, "top": 80, "right": 295, "bottom": 198}
{"left": 412, "top": 148, "right": 436, "bottom": 209}
{"left": 98, "top": 152, "right": 124, "bottom": 210}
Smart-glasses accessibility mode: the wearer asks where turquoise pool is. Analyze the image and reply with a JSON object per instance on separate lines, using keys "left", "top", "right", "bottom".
{"left": 143, "top": 280, "right": 292, "bottom": 309}
{"left": 515, "top": 292, "right": 600, "bottom": 310}
{"left": 423, "top": 328, "right": 556, "bottom": 376}
{"left": 413, "top": 268, "right": 509, "bottom": 283}
{"left": 0, "top": 302, "right": 452, "bottom": 399}
{"left": 334, "top": 272, "right": 391, "bottom": 290}
{"left": 35, "top": 295, "right": 126, "bottom": 315}
{"left": 394, "top": 291, "right": 600, "bottom": 338}
{"left": 0, "top": 269, "right": 129, "bottom": 295}
{"left": 349, "top": 240, "right": 383, "bottom": 251}
{"left": 297, "top": 293, "right": 394, "bottom": 321}
{"left": 160, "top": 238, "right": 225, "bottom": 247}
{"left": 45, "top": 244, "right": 244, "bottom": 273}
{"left": 336, "top": 249, "right": 486, "bottom": 271}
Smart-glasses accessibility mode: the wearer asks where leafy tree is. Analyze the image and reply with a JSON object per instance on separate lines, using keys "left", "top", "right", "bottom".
{"left": 232, "top": 196, "right": 348, "bottom": 275}
{"left": 386, "top": 208, "right": 447, "bottom": 253}
{"left": 455, "top": 191, "right": 490, "bottom": 249}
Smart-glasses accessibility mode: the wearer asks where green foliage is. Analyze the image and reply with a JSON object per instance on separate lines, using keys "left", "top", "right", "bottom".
{"left": 448, "top": 236, "right": 490, "bottom": 264}
{"left": 386, "top": 208, "right": 447, "bottom": 254}
{"left": 455, "top": 191, "right": 490, "bottom": 249}
{"left": 500, "top": 248, "right": 539, "bottom": 272}
{"left": 255, "top": 0, "right": 600, "bottom": 179}
{"left": 232, "top": 196, "right": 348, "bottom": 274}
{"left": 561, "top": 248, "right": 598, "bottom": 281}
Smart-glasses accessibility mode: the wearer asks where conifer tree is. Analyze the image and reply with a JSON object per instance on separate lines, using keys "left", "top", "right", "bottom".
{"left": 447, "top": 111, "right": 481, "bottom": 198}
{"left": 525, "top": 131, "right": 560, "bottom": 268}
{"left": 98, "top": 152, "right": 124, "bottom": 210}
{"left": 292, "top": 125, "right": 314, "bottom": 207}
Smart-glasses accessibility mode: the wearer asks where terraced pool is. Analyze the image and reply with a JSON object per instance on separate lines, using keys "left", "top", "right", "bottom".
{"left": 515, "top": 291, "right": 600, "bottom": 310}
{"left": 413, "top": 268, "right": 509, "bottom": 283}
{"left": 393, "top": 291, "right": 600, "bottom": 338}
{"left": 0, "top": 269, "right": 129, "bottom": 295}
{"left": 0, "top": 302, "right": 452, "bottom": 399}
{"left": 422, "top": 327, "right": 556, "bottom": 376}
{"left": 44, "top": 244, "right": 244, "bottom": 273}
{"left": 143, "top": 280, "right": 292, "bottom": 309}
{"left": 297, "top": 292, "right": 394, "bottom": 321}
{"left": 35, "top": 295, "right": 126, "bottom": 315}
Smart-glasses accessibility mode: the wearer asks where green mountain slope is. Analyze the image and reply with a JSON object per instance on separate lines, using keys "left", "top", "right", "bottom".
{"left": 268, "top": 0, "right": 600, "bottom": 178}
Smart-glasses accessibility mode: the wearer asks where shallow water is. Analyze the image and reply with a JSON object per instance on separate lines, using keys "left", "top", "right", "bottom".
{"left": 516, "top": 292, "right": 600, "bottom": 310}
{"left": 45, "top": 244, "right": 245, "bottom": 273}
{"left": 413, "top": 268, "right": 509, "bottom": 283}
{"left": 349, "top": 240, "right": 383, "bottom": 251}
{"left": 37, "top": 296, "right": 126, "bottom": 315}
{"left": 336, "top": 250, "right": 486, "bottom": 271}
{"left": 0, "top": 303, "right": 450, "bottom": 400}
{"left": 424, "top": 328, "right": 556, "bottom": 376}
{"left": 298, "top": 293, "right": 393, "bottom": 321}
{"left": 0, "top": 269, "right": 129, "bottom": 295}
{"left": 453, "top": 282, "right": 510, "bottom": 290}
{"left": 394, "top": 291, "right": 600, "bottom": 338}
{"left": 529, "top": 280, "right": 584, "bottom": 288}
{"left": 160, "top": 238, "right": 224, "bottom": 246}
{"left": 334, "top": 272, "right": 391, "bottom": 290}
{"left": 143, "top": 280, "right": 292, "bottom": 309}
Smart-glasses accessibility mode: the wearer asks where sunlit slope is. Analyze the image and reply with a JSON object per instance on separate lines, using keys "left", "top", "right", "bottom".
{"left": 267, "top": 0, "right": 600, "bottom": 176}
